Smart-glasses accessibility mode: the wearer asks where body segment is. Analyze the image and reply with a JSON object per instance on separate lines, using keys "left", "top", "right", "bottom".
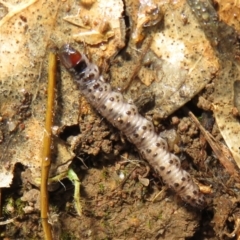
{"left": 59, "top": 44, "right": 206, "bottom": 208}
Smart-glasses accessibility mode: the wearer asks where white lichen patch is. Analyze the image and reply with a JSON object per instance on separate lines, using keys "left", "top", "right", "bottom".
{"left": 146, "top": 1, "right": 219, "bottom": 118}
{"left": 0, "top": 0, "right": 77, "bottom": 187}
{"left": 151, "top": 34, "right": 185, "bottom": 67}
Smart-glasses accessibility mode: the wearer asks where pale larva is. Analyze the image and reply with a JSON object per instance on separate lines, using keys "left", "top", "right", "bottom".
{"left": 59, "top": 44, "right": 206, "bottom": 208}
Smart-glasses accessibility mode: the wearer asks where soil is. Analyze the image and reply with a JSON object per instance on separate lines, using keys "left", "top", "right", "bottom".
{"left": 1, "top": 94, "right": 240, "bottom": 239}
{"left": 1, "top": 1, "right": 240, "bottom": 240}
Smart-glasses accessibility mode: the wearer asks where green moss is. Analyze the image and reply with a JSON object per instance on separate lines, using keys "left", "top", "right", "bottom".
{"left": 15, "top": 198, "right": 26, "bottom": 215}
{"left": 3, "top": 197, "right": 14, "bottom": 215}
{"left": 3, "top": 197, "right": 25, "bottom": 216}
{"left": 61, "top": 231, "right": 77, "bottom": 240}
{"left": 98, "top": 183, "right": 105, "bottom": 194}
{"left": 158, "top": 212, "right": 163, "bottom": 220}
{"left": 101, "top": 167, "right": 109, "bottom": 180}
{"left": 147, "top": 219, "right": 152, "bottom": 229}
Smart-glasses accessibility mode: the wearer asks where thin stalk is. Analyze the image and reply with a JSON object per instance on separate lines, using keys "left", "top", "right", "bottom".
{"left": 40, "top": 52, "right": 57, "bottom": 240}
{"left": 68, "top": 168, "right": 82, "bottom": 216}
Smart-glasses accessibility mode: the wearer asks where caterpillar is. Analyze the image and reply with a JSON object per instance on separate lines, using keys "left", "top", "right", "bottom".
{"left": 59, "top": 44, "right": 206, "bottom": 208}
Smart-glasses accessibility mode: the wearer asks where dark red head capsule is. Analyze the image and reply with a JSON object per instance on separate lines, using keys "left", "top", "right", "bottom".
{"left": 59, "top": 44, "right": 87, "bottom": 74}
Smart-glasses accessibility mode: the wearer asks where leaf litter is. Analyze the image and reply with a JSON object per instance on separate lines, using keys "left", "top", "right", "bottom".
{"left": 1, "top": 0, "right": 240, "bottom": 239}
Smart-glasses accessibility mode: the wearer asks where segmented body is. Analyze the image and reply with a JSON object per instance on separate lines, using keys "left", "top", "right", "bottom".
{"left": 59, "top": 44, "right": 206, "bottom": 208}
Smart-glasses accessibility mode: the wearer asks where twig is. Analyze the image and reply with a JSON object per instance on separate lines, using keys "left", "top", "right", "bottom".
{"left": 0, "top": 216, "right": 18, "bottom": 225}
{"left": 112, "top": 167, "right": 137, "bottom": 192}
{"left": 122, "top": 37, "right": 153, "bottom": 92}
{"left": 0, "top": 0, "right": 38, "bottom": 27}
{"left": 188, "top": 111, "right": 240, "bottom": 182}
{"left": 0, "top": 188, "right": 2, "bottom": 218}
{"left": 40, "top": 52, "right": 57, "bottom": 240}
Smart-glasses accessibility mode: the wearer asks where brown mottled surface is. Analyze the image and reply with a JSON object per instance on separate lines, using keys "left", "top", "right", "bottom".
{"left": 1, "top": 0, "right": 240, "bottom": 239}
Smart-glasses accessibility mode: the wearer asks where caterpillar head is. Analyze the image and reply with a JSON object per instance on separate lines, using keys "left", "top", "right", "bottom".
{"left": 59, "top": 44, "right": 99, "bottom": 81}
